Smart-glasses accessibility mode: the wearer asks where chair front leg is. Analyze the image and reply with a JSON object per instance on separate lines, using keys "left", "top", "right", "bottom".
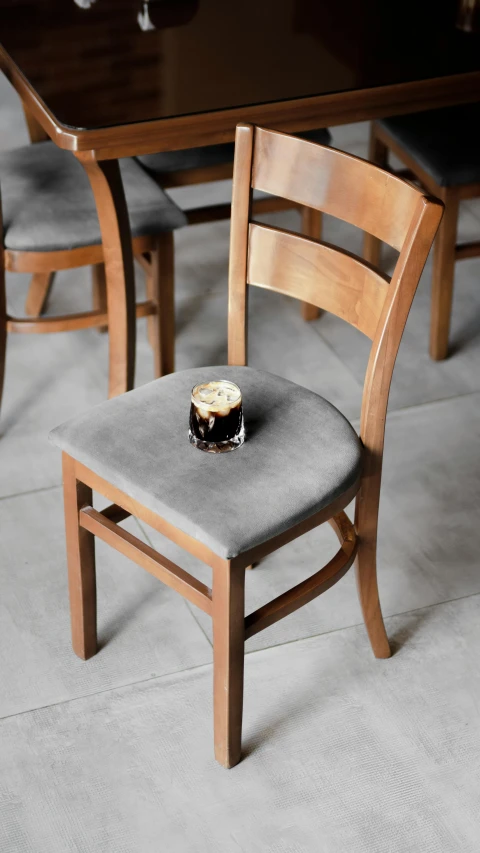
{"left": 212, "top": 560, "right": 245, "bottom": 768}
{"left": 62, "top": 453, "right": 97, "bottom": 660}
{"left": 148, "top": 232, "right": 175, "bottom": 377}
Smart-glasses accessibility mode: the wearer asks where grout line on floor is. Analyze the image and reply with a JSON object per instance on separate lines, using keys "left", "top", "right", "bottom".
{"left": 2, "top": 587, "right": 479, "bottom": 726}
{"left": 134, "top": 517, "right": 213, "bottom": 648}
{"left": 245, "top": 588, "right": 480, "bottom": 657}
{"left": 383, "top": 387, "right": 480, "bottom": 419}
{"left": 0, "top": 658, "right": 214, "bottom": 724}
{"left": 0, "top": 481, "right": 62, "bottom": 503}
{"left": 347, "top": 387, "right": 480, "bottom": 430}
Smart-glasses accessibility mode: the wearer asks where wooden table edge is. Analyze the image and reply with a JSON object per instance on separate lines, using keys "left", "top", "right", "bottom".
{"left": 2, "top": 46, "right": 480, "bottom": 158}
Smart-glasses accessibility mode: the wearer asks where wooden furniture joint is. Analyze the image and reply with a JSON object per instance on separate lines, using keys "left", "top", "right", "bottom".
{"left": 78, "top": 504, "right": 357, "bottom": 633}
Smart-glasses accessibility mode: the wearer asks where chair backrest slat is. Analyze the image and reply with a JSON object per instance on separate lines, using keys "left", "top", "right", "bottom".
{"left": 247, "top": 223, "right": 390, "bottom": 340}
{"left": 252, "top": 126, "right": 420, "bottom": 250}
{"left": 228, "top": 122, "right": 443, "bottom": 482}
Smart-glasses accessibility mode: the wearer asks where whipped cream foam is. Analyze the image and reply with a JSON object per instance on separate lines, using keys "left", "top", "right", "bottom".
{"left": 191, "top": 380, "right": 242, "bottom": 419}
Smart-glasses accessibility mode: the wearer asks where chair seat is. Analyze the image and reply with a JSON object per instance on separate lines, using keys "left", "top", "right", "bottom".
{"left": 0, "top": 141, "right": 187, "bottom": 253}
{"left": 49, "top": 366, "right": 361, "bottom": 559}
{"left": 137, "top": 128, "right": 332, "bottom": 177}
{"left": 379, "top": 104, "right": 480, "bottom": 188}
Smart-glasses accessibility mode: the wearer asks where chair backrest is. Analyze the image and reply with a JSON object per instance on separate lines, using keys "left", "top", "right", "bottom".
{"left": 227, "top": 123, "right": 443, "bottom": 467}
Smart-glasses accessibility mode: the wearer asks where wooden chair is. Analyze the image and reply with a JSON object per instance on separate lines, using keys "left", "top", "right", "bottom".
{"left": 136, "top": 127, "right": 331, "bottom": 322}
{"left": 0, "top": 140, "right": 187, "bottom": 421}
{"left": 365, "top": 105, "right": 480, "bottom": 360}
{"left": 50, "top": 124, "right": 442, "bottom": 769}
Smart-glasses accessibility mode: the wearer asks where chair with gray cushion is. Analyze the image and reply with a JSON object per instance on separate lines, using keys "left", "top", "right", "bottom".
{"left": 137, "top": 127, "right": 332, "bottom": 321}
{"left": 50, "top": 124, "right": 442, "bottom": 769}
{"left": 365, "top": 104, "right": 480, "bottom": 360}
{"left": 0, "top": 140, "right": 187, "bottom": 422}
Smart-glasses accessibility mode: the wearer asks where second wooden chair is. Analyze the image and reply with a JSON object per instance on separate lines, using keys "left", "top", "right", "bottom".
{"left": 0, "top": 141, "right": 187, "bottom": 423}
{"left": 365, "top": 104, "right": 480, "bottom": 360}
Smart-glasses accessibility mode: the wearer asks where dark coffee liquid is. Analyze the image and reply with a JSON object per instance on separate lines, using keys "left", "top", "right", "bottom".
{"left": 189, "top": 401, "right": 242, "bottom": 443}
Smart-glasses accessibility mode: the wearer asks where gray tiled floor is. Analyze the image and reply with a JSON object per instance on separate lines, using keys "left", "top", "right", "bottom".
{"left": 1, "top": 74, "right": 480, "bottom": 852}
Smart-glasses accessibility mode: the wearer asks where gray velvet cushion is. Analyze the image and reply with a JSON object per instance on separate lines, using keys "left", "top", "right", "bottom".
{"left": 49, "top": 366, "right": 361, "bottom": 559}
{"left": 137, "top": 128, "right": 332, "bottom": 176}
{"left": 0, "top": 141, "right": 187, "bottom": 253}
{"left": 379, "top": 105, "right": 480, "bottom": 188}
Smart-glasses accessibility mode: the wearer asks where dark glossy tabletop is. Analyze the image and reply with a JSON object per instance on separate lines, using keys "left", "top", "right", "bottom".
{"left": 0, "top": 0, "right": 479, "bottom": 131}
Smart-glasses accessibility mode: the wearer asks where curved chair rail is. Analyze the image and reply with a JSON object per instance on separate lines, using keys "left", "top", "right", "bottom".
{"left": 244, "top": 511, "right": 357, "bottom": 640}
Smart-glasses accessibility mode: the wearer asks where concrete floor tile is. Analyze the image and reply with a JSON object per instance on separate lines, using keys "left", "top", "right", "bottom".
{"left": 1, "top": 595, "right": 479, "bottom": 853}
{"left": 0, "top": 488, "right": 212, "bottom": 717}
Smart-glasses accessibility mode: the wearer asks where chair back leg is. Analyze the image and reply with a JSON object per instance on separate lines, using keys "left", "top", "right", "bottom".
{"left": 91, "top": 264, "right": 108, "bottom": 333}
{"left": 430, "top": 190, "right": 459, "bottom": 360}
{"left": 25, "top": 272, "right": 55, "bottom": 317}
{"left": 62, "top": 453, "right": 98, "bottom": 660}
{"left": 148, "top": 232, "right": 175, "bottom": 377}
{"left": 212, "top": 560, "right": 246, "bottom": 769}
{"left": 354, "top": 470, "right": 391, "bottom": 659}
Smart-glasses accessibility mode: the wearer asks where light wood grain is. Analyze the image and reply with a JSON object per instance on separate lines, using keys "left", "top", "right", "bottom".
{"left": 80, "top": 507, "right": 213, "bottom": 615}
{"left": 212, "top": 561, "right": 245, "bottom": 769}
{"left": 6, "top": 300, "right": 155, "bottom": 335}
{"left": 357, "top": 194, "right": 443, "bottom": 656}
{"left": 247, "top": 223, "right": 390, "bottom": 339}
{"left": 77, "top": 153, "right": 136, "bottom": 397}
{"left": 227, "top": 123, "right": 254, "bottom": 366}
{"left": 5, "top": 235, "right": 155, "bottom": 274}
{"left": 62, "top": 453, "right": 97, "bottom": 661}
{"left": 244, "top": 512, "right": 357, "bottom": 640}
{"left": 252, "top": 126, "right": 420, "bottom": 251}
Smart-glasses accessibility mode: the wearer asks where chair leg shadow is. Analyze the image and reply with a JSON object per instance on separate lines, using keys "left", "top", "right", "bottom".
{"left": 387, "top": 608, "right": 433, "bottom": 656}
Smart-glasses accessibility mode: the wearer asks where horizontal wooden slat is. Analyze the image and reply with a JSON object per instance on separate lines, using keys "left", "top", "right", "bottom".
{"left": 252, "top": 126, "right": 420, "bottom": 251}
{"left": 247, "top": 223, "right": 390, "bottom": 339}
{"left": 5, "top": 235, "right": 155, "bottom": 273}
{"left": 244, "top": 512, "right": 357, "bottom": 640}
{"left": 100, "top": 503, "right": 132, "bottom": 524}
{"left": 7, "top": 300, "right": 155, "bottom": 335}
{"left": 455, "top": 241, "right": 480, "bottom": 261}
{"left": 79, "top": 507, "right": 213, "bottom": 615}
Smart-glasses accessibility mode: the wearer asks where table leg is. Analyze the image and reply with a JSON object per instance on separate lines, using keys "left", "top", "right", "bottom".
{"left": 77, "top": 153, "right": 136, "bottom": 397}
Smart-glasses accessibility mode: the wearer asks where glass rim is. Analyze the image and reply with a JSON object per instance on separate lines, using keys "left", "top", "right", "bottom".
{"left": 191, "top": 379, "right": 242, "bottom": 410}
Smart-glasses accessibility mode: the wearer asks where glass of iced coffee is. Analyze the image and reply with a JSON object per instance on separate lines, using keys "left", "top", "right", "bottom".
{"left": 189, "top": 380, "right": 244, "bottom": 453}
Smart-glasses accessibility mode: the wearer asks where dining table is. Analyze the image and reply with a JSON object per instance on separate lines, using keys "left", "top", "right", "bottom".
{"left": 1, "top": 0, "right": 479, "bottom": 398}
